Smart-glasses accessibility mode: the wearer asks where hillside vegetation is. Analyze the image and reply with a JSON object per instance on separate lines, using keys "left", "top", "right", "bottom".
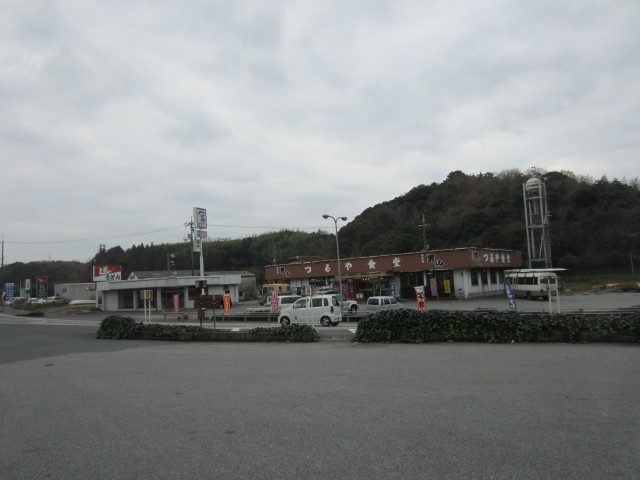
{"left": 3, "top": 169, "right": 639, "bottom": 287}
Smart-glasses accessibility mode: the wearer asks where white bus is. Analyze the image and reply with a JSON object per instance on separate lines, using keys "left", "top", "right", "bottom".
{"left": 504, "top": 270, "right": 560, "bottom": 300}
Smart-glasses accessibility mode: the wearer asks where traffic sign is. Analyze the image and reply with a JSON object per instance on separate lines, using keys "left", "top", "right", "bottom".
{"left": 194, "top": 295, "right": 215, "bottom": 309}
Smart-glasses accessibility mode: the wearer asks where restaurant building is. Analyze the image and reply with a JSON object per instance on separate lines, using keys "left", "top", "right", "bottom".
{"left": 265, "top": 247, "right": 522, "bottom": 299}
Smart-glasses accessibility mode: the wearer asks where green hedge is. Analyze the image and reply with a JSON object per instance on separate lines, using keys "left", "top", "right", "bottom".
{"left": 353, "top": 309, "right": 640, "bottom": 343}
{"left": 96, "top": 315, "right": 318, "bottom": 342}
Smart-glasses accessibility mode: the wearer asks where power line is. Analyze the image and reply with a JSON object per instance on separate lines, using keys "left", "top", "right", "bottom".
{"left": 3, "top": 223, "right": 334, "bottom": 246}
{"left": 4, "top": 226, "right": 185, "bottom": 245}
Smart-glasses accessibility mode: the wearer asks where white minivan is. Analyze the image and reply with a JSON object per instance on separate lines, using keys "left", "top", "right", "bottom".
{"left": 278, "top": 295, "right": 342, "bottom": 327}
{"left": 366, "top": 296, "right": 404, "bottom": 312}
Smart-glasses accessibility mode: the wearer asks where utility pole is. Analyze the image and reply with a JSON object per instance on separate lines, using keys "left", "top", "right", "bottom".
{"left": 185, "top": 218, "right": 195, "bottom": 276}
{"left": 418, "top": 214, "right": 430, "bottom": 251}
{"left": 417, "top": 216, "right": 430, "bottom": 287}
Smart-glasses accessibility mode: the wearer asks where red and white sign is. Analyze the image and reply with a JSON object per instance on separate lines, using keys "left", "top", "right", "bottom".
{"left": 270, "top": 289, "right": 280, "bottom": 313}
{"left": 93, "top": 265, "right": 123, "bottom": 282}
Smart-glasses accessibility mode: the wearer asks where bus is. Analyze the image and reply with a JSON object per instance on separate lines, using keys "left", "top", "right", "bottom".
{"left": 259, "top": 283, "right": 291, "bottom": 305}
{"left": 504, "top": 270, "right": 560, "bottom": 300}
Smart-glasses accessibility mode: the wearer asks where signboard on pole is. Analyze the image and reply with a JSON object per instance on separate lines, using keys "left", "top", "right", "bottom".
{"left": 193, "top": 236, "right": 202, "bottom": 253}
{"left": 21, "top": 279, "right": 30, "bottom": 298}
{"left": 36, "top": 276, "right": 48, "bottom": 299}
{"left": 193, "top": 207, "right": 207, "bottom": 230}
{"left": 5, "top": 283, "right": 14, "bottom": 301}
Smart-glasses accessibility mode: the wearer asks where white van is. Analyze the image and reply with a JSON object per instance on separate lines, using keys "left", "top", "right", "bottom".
{"left": 366, "top": 296, "right": 404, "bottom": 312}
{"left": 278, "top": 295, "right": 342, "bottom": 327}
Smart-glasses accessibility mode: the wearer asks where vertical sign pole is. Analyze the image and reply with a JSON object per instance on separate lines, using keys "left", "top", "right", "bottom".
{"left": 193, "top": 207, "right": 209, "bottom": 329}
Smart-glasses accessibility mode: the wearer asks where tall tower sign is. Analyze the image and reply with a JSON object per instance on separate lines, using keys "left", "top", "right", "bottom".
{"left": 523, "top": 177, "right": 552, "bottom": 269}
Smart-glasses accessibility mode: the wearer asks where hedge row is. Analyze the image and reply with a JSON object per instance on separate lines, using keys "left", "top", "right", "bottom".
{"left": 96, "top": 315, "right": 318, "bottom": 342}
{"left": 353, "top": 309, "right": 640, "bottom": 343}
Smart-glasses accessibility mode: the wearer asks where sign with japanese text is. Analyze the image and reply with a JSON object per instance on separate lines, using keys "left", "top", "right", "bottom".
{"left": 93, "top": 266, "right": 122, "bottom": 281}
{"left": 140, "top": 290, "right": 154, "bottom": 300}
{"left": 270, "top": 289, "right": 279, "bottom": 313}
{"left": 194, "top": 207, "right": 207, "bottom": 230}
{"left": 505, "top": 282, "right": 517, "bottom": 310}
{"left": 429, "top": 278, "right": 438, "bottom": 297}
{"left": 224, "top": 293, "right": 231, "bottom": 314}
{"left": 265, "top": 248, "right": 522, "bottom": 281}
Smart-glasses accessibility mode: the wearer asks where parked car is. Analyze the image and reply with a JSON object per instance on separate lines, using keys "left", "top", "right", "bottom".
{"left": 246, "top": 294, "right": 301, "bottom": 314}
{"left": 330, "top": 294, "right": 358, "bottom": 314}
{"left": 315, "top": 286, "right": 338, "bottom": 295}
{"left": 366, "top": 296, "right": 404, "bottom": 312}
{"left": 278, "top": 295, "right": 342, "bottom": 327}
{"left": 267, "top": 295, "right": 302, "bottom": 309}
{"left": 7, "top": 297, "right": 25, "bottom": 305}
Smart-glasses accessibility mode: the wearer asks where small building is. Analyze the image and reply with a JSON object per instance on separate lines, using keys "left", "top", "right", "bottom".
{"left": 265, "top": 247, "right": 522, "bottom": 300}
{"left": 54, "top": 283, "right": 96, "bottom": 303}
{"left": 96, "top": 270, "right": 256, "bottom": 312}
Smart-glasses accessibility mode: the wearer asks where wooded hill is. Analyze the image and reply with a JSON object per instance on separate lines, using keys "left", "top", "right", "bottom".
{"left": 3, "top": 169, "right": 639, "bottom": 287}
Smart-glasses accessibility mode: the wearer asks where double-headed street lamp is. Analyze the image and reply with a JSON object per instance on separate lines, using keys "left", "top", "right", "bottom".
{"left": 322, "top": 214, "right": 348, "bottom": 296}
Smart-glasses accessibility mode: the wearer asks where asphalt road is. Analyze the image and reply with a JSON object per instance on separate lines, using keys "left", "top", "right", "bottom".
{"left": 1, "top": 322, "right": 639, "bottom": 479}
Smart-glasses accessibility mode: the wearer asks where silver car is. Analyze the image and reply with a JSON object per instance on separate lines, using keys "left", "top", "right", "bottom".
{"left": 366, "top": 296, "right": 404, "bottom": 312}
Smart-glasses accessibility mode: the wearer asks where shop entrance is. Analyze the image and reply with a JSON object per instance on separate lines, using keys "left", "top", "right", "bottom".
{"left": 400, "top": 270, "right": 455, "bottom": 299}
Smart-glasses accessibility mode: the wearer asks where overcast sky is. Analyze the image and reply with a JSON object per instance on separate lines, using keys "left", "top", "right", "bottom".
{"left": 1, "top": 0, "right": 638, "bottom": 264}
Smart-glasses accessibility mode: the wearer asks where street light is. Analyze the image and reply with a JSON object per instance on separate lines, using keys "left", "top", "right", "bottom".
{"left": 323, "top": 214, "right": 348, "bottom": 297}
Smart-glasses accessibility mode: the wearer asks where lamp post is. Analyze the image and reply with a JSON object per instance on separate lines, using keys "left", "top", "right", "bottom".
{"left": 323, "top": 214, "right": 347, "bottom": 296}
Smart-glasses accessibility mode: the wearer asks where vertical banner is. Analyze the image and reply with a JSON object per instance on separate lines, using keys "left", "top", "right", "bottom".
{"left": 429, "top": 278, "right": 438, "bottom": 297}
{"left": 505, "top": 282, "right": 517, "bottom": 310}
{"left": 444, "top": 279, "right": 451, "bottom": 295}
{"left": 173, "top": 294, "right": 180, "bottom": 313}
{"left": 270, "top": 289, "right": 279, "bottom": 313}
{"left": 415, "top": 286, "right": 427, "bottom": 312}
{"left": 223, "top": 293, "right": 231, "bottom": 314}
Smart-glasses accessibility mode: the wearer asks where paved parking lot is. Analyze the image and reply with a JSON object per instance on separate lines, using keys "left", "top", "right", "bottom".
{"left": 1, "top": 321, "right": 639, "bottom": 480}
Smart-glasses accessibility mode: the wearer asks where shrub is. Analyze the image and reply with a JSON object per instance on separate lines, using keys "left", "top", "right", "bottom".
{"left": 353, "top": 310, "right": 640, "bottom": 343}
{"left": 96, "top": 317, "right": 319, "bottom": 342}
{"left": 96, "top": 315, "right": 137, "bottom": 339}
{"left": 250, "top": 324, "right": 319, "bottom": 342}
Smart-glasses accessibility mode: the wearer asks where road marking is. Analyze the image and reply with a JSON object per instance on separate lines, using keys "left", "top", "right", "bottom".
{"left": 349, "top": 328, "right": 357, "bottom": 334}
